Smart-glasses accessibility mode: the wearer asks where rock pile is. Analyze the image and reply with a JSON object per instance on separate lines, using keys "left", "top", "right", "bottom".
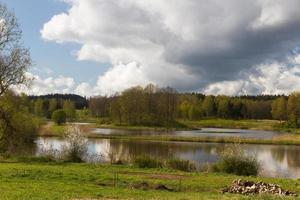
{"left": 222, "top": 179, "right": 297, "bottom": 197}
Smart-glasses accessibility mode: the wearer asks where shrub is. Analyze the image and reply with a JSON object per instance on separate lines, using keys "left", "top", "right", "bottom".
{"left": 134, "top": 155, "right": 162, "bottom": 168}
{"left": 213, "top": 144, "right": 259, "bottom": 176}
{"left": 52, "top": 109, "right": 67, "bottom": 125}
{"left": 0, "top": 92, "right": 40, "bottom": 152}
{"left": 62, "top": 125, "right": 88, "bottom": 162}
{"left": 166, "top": 159, "right": 196, "bottom": 172}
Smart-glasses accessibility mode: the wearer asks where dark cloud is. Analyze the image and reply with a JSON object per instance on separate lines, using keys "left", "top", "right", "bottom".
{"left": 41, "top": 0, "right": 300, "bottom": 95}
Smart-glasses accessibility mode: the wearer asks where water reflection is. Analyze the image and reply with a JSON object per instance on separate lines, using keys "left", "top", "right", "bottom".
{"left": 92, "top": 128, "right": 279, "bottom": 139}
{"left": 36, "top": 137, "right": 300, "bottom": 179}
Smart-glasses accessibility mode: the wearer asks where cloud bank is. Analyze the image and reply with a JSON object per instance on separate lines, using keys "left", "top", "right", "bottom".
{"left": 37, "top": 0, "right": 300, "bottom": 96}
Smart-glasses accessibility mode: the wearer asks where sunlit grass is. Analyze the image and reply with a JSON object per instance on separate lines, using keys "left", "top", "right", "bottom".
{"left": 0, "top": 162, "right": 298, "bottom": 199}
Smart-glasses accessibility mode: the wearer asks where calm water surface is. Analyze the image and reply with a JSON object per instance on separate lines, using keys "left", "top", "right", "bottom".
{"left": 36, "top": 137, "right": 300, "bottom": 179}
{"left": 91, "top": 128, "right": 279, "bottom": 139}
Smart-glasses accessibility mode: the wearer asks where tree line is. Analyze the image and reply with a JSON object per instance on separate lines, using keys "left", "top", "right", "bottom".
{"left": 88, "top": 84, "right": 297, "bottom": 126}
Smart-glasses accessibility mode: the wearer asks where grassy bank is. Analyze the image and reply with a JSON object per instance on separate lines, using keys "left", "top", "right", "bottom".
{"left": 0, "top": 162, "right": 299, "bottom": 199}
{"left": 184, "top": 119, "right": 280, "bottom": 131}
{"left": 39, "top": 119, "right": 289, "bottom": 133}
{"left": 38, "top": 121, "right": 300, "bottom": 145}
{"left": 88, "top": 134, "right": 300, "bottom": 145}
{"left": 95, "top": 119, "right": 193, "bottom": 131}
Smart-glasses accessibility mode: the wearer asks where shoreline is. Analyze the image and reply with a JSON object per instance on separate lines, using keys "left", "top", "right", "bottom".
{"left": 40, "top": 132, "right": 300, "bottom": 146}
{"left": 38, "top": 120, "right": 300, "bottom": 146}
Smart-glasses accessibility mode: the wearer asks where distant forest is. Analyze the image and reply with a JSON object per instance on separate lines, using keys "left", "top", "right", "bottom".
{"left": 29, "top": 94, "right": 88, "bottom": 109}
{"left": 29, "top": 84, "right": 300, "bottom": 128}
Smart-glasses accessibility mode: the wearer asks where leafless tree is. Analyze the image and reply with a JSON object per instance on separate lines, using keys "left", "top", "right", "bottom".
{"left": 0, "top": 3, "right": 31, "bottom": 96}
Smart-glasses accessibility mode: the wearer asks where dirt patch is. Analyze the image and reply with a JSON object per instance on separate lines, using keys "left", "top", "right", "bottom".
{"left": 131, "top": 181, "right": 174, "bottom": 192}
{"left": 153, "top": 184, "right": 174, "bottom": 191}
{"left": 131, "top": 181, "right": 150, "bottom": 190}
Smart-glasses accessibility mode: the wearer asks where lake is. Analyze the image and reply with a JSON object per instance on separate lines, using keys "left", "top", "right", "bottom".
{"left": 91, "top": 127, "right": 280, "bottom": 139}
{"left": 36, "top": 135, "right": 300, "bottom": 179}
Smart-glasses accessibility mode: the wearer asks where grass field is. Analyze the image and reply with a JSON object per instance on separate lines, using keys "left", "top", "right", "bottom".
{"left": 0, "top": 162, "right": 299, "bottom": 200}
{"left": 183, "top": 119, "right": 280, "bottom": 131}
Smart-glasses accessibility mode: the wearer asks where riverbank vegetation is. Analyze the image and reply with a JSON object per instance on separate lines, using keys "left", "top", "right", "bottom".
{"left": 27, "top": 86, "right": 300, "bottom": 133}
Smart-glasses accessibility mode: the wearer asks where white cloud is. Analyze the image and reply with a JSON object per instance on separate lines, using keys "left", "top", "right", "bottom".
{"left": 13, "top": 53, "right": 300, "bottom": 96}
{"left": 93, "top": 62, "right": 150, "bottom": 95}
{"left": 40, "top": 0, "right": 300, "bottom": 95}
{"left": 204, "top": 54, "right": 300, "bottom": 95}
{"left": 14, "top": 73, "right": 76, "bottom": 95}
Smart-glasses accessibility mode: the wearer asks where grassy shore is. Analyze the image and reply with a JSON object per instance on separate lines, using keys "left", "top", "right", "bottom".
{"left": 183, "top": 119, "right": 280, "bottom": 131}
{"left": 0, "top": 161, "right": 299, "bottom": 199}
{"left": 87, "top": 134, "right": 300, "bottom": 145}
{"left": 38, "top": 120, "right": 300, "bottom": 145}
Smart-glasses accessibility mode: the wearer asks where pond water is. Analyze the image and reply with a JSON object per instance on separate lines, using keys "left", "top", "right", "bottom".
{"left": 36, "top": 137, "right": 300, "bottom": 179}
{"left": 91, "top": 127, "right": 279, "bottom": 139}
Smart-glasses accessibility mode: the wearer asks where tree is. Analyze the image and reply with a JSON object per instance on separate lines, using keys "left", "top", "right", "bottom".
{"left": 63, "top": 100, "right": 76, "bottom": 120}
{"left": 0, "top": 92, "right": 38, "bottom": 152}
{"left": 271, "top": 97, "right": 287, "bottom": 122}
{"left": 216, "top": 96, "right": 231, "bottom": 118}
{"left": 34, "top": 99, "right": 44, "bottom": 116}
{"left": 287, "top": 92, "right": 300, "bottom": 127}
{"left": 52, "top": 109, "right": 67, "bottom": 125}
{"left": 202, "top": 95, "right": 215, "bottom": 117}
{"left": 0, "top": 3, "right": 31, "bottom": 95}
{"left": 48, "top": 98, "right": 58, "bottom": 116}
{"left": 179, "top": 101, "right": 191, "bottom": 119}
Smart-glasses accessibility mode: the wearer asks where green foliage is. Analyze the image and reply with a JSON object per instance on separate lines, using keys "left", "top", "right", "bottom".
{"left": 287, "top": 92, "right": 300, "bottom": 128}
{"left": 76, "top": 108, "right": 90, "bottom": 121}
{"left": 48, "top": 98, "right": 58, "bottom": 116}
{"left": 88, "top": 85, "right": 298, "bottom": 127}
{"left": 216, "top": 96, "right": 230, "bottom": 118}
{"left": 134, "top": 155, "right": 162, "bottom": 168}
{"left": 34, "top": 99, "right": 44, "bottom": 116}
{"left": 284, "top": 114, "right": 298, "bottom": 129}
{"left": 213, "top": 144, "right": 259, "bottom": 176}
{"left": 271, "top": 97, "right": 287, "bottom": 121}
{"left": 202, "top": 95, "right": 216, "bottom": 117}
{"left": 0, "top": 92, "right": 40, "bottom": 152}
{"left": 91, "top": 84, "right": 178, "bottom": 127}
{"left": 52, "top": 109, "right": 67, "bottom": 125}
{"left": 166, "top": 159, "right": 196, "bottom": 172}
{"left": 63, "top": 100, "right": 76, "bottom": 121}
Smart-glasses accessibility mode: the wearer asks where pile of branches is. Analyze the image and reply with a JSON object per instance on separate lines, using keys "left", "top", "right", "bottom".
{"left": 222, "top": 179, "right": 297, "bottom": 197}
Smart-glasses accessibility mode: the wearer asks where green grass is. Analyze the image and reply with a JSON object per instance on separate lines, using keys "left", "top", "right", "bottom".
{"left": 87, "top": 134, "right": 300, "bottom": 145}
{"left": 184, "top": 119, "right": 279, "bottom": 131}
{"left": 39, "top": 122, "right": 66, "bottom": 137}
{"left": 95, "top": 119, "right": 192, "bottom": 131}
{"left": 0, "top": 162, "right": 299, "bottom": 199}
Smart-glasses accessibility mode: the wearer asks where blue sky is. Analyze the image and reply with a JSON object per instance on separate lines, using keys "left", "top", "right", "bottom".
{"left": 1, "top": 0, "right": 108, "bottom": 84}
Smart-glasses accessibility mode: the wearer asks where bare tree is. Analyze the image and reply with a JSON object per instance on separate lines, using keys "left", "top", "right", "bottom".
{"left": 0, "top": 3, "right": 31, "bottom": 96}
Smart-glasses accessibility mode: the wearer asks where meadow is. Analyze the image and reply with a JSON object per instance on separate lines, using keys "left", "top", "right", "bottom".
{"left": 0, "top": 161, "right": 299, "bottom": 200}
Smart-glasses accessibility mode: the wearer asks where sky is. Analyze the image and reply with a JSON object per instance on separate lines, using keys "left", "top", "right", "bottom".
{"left": 2, "top": 0, "right": 300, "bottom": 96}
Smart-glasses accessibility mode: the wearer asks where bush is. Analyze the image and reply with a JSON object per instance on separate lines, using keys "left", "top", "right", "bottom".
{"left": 52, "top": 109, "right": 67, "bottom": 125}
{"left": 62, "top": 125, "right": 88, "bottom": 162}
{"left": 166, "top": 159, "right": 196, "bottom": 172}
{"left": 134, "top": 155, "right": 162, "bottom": 168}
{"left": 213, "top": 144, "right": 259, "bottom": 176}
{"left": 0, "top": 92, "right": 40, "bottom": 152}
